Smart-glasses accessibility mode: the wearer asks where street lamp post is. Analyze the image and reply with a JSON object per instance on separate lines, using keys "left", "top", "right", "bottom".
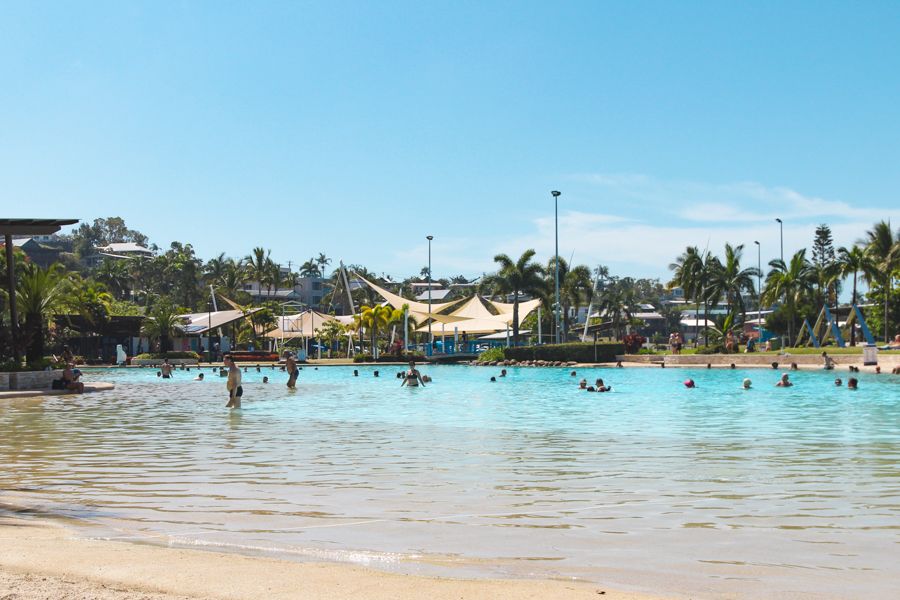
{"left": 775, "top": 218, "right": 785, "bottom": 348}
{"left": 427, "top": 235, "right": 433, "bottom": 356}
{"left": 754, "top": 240, "right": 762, "bottom": 344}
{"left": 551, "top": 190, "right": 561, "bottom": 344}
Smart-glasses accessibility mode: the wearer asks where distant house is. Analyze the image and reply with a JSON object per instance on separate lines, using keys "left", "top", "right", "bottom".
{"left": 4, "top": 237, "right": 63, "bottom": 268}
{"left": 241, "top": 276, "right": 329, "bottom": 308}
{"left": 84, "top": 242, "right": 154, "bottom": 267}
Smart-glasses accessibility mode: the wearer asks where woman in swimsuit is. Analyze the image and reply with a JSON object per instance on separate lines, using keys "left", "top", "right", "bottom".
{"left": 400, "top": 361, "right": 425, "bottom": 387}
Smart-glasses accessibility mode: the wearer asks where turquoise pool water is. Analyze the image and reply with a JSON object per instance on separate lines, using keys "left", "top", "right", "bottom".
{"left": 1, "top": 365, "right": 898, "bottom": 598}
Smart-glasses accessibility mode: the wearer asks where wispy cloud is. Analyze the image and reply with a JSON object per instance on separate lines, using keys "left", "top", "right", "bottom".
{"left": 569, "top": 173, "right": 893, "bottom": 223}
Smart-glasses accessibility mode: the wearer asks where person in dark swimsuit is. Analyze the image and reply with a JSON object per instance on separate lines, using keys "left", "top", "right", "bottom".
{"left": 285, "top": 352, "right": 299, "bottom": 388}
{"left": 400, "top": 361, "right": 425, "bottom": 387}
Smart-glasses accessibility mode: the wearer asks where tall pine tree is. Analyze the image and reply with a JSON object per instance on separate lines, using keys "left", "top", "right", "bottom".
{"left": 811, "top": 224, "right": 840, "bottom": 306}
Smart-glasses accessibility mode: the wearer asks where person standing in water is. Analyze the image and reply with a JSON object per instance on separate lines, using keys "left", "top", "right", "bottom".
{"left": 160, "top": 359, "right": 174, "bottom": 378}
{"left": 224, "top": 354, "right": 243, "bottom": 409}
{"left": 285, "top": 351, "right": 299, "bottom": 388}
{"left": 400, "top": 360, "right": 425, "bottom": 387}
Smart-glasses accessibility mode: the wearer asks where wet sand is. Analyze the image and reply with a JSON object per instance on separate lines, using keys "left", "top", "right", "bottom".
{"left": 0, "top": 515, "right": 665, "bottom": 600}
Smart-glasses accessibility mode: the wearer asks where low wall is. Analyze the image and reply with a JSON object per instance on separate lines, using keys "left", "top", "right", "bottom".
{"left": 621, "top": 353, "right": 898, "bottom": 368}
{"left": 131, "top": 359, "right": 199, "bottom": 366}
{"left": 4, "top": 370, "right": 64, "bottom": 391}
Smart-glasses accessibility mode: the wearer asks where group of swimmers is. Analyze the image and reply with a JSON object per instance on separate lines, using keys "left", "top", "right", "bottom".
{"left": 681, "top": 372, "right": 860, "bottom": 390}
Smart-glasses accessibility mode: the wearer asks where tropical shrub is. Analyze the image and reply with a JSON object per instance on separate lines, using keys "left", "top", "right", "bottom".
{"left": 477, "top": 347, "right": 506, "bottom": 362}
{"left": 504, "top": 342, "right": 624, "bottom": 363}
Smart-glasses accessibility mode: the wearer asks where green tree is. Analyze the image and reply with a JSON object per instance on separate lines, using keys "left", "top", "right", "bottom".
{"left": 482, "top": 249, "right": 545, "bottom": 341}
{"left": 140, "top": 299, "right": 183, "bottom": 353}
{"left": 836, "top": 245, "right": 870, "bottom": 345}
{"left": 706, "top": 243, "right": 759, "bottom": 324}
{"left": 71, "top": 217, "right": 149, "bottom": 258}
{"left": 315, "top": 319, "right": 347, "bottom": 357}
{"left": 16, "top": 263, "right": 70, "bottom": 363}
{"left": 596, "top": 277, "right": 637, "bottom": 340}
{"left": 548, "top": 257, "right": 593, "bottom": 340}
{"left": 354, "top": 304, "right": 393, "bottom": 358}
{"left": 762, "top": 249, "right": 816, "bottom": 346}
{"left": 95, "top": 258, "right": 131, "bottom": 300}
{"left": 860, "top": 220, "right": 899, "bottom": 342}
{"left": 299, "top": 259, "right": 320, "bottom": 278}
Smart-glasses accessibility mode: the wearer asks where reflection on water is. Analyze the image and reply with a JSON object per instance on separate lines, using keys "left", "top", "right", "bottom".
{"left": 1, "top": 365, "right": 899, "bottom": 597}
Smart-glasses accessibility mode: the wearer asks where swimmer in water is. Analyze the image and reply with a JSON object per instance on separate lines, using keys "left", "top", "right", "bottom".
{"left": 834, "top": 377, "right": 842, "bottom": 386}
{"left": 161, "top": 359, "right": 174, "bottom": 379}
{"left": 776, "top": 373, "right": 793, "bottom": 387}
{"left": 499, "top": 369, "right": 507, "bottom": 378}
{"left": 400, "top": 361, "right": 425, "bottom": 387}
{"left": 683, "top": 379, "right": 696, "bottom": 388}
{"left": 595, "top": 378, "right": 611, "bottom": 392}
{"left": 285, "top": 351, "right": 299, "bottom": 389}
{"left": 579, "top": 378, "right": 587, "bottom": 389}
{"left": 263, "top": 376, "right": 269, "bottom": 384}
{"left": 742, "top": 378, "right": 752, "bottom": 389}
{"left": 847, "top": 377, "right": 858, "bottom": 389}
{"left": 194, "top": 373, "right": 204, "bottom": 381}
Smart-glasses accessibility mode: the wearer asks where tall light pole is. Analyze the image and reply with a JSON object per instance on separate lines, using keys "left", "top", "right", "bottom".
{"left": 427, "top": 235, "right": 433, "bottom": 355}
{"left": 551, "top": 190, "right": 561, "bottom": 344}
{"left": 775, "top": 218, "right": 783, "bottom": 263}
{"left": 775, "top": 217, "right": 784, "bottom": 348}
{"left": 754, "top": 240, "right": 762, "bottom": 344}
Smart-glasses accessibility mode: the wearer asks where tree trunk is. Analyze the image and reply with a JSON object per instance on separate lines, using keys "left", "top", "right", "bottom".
{"left": 850, "top": 274, "right": 857, "bottom": 346}
{"left": 25, "top": 313, "right": 43, "bottom": 364}
{"left": 512, "top": 297, "right": 520, "bottom": 342}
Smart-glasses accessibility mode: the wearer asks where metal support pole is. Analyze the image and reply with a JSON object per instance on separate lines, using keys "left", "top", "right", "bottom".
{"left": 551, "top": 191, "right": 561, "bottom": 344}
{"left": 754, "top": 241, "right": 762, "bottom": 344}
{"left": 427, "top": 235, "right": 433, "bottom": 355}
{"left": 5, "top": 234, "right": 20, "bottom": 365}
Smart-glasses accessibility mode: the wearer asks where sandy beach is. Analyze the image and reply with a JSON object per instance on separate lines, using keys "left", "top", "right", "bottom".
{"left": 0, "top": 515, "right": 666, "bottom": 600}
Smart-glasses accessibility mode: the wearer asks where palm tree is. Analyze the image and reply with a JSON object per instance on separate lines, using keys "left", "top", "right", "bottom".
{"left": 315, "top": 253, "right": 331, "bottom": 276}
{"left": 596, "top": 277, "right": 636, "bottom": 340}
{"left": 354, "top": 304, "right": 392, "bottom": 358}
{"left": 485, "top": 249, "right": 545, "bottom": 341}
{"left": 668, "top": 246, "right": 705, "bottom": 342}
{"left": 216, "top": 259, "right": 245, "bottom": 300}
{"left": 299, "top": 259, "right": 320, "bottom": 278}
{"left": 204, "top": 252, "right": 229, "bottom": 284}
{"left": 860, "top": 220, "right": 899, "bottom": 343}
{"left": 244, "top": 247, "right": 273, "bottom": 300}
{"left": 837, "top": 245, "right": 870, "bottom": 345}
{"left": 141, "top": 299, "right": 183, "bottom": 353}
{"left": 95, "top": 258, "right": 131, "bottom": 300}
{"left": 762, "top": 249, "right": 816, "bottom": 346}
{"left": 706, "top": 244, "right": 759, "bottom": 324}
{"left": 16, "top": 263, "right": 70, "bottom": 363}
{"left": 556, "top": 260, "right": 593, "bottom": 340}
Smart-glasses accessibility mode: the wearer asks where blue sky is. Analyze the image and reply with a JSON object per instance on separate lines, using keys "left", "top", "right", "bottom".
{"left": 2, "top": 1, "right": 899, "bottom": 281}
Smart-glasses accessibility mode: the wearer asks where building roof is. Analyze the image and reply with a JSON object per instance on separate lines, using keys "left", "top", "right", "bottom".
{"left": 0, "top": 218, "right": 78, "bottom": 235}
{"left": 96, "top": 242, "right": 153, "bottom": 254}
{"left": 415, "top": 289, "right": 451, "bottom": 301}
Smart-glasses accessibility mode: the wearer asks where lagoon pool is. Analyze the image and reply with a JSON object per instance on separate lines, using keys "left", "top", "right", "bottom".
{"left": 1, "top": 364, "right": 898, "bottom": 598}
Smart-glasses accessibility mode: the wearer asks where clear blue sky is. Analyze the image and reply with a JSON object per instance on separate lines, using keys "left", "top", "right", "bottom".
{"left": 3, "top": 1, "right": 899, "bottom": 281}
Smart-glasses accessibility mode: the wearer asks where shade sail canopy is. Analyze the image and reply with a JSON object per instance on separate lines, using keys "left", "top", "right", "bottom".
{"left": 447, "top": 295, "right": 497, "bottom": 320}
{"left": 266, "top": 309, "right": 343, "bottom": 339}
{"left": 179, "top": 309, "right": 260, "bottom": 334}
{"left": 488, "top": 297, "right": 542, "bottom": 320}
{"left": 415, "top": 317, "right": 514, "bottom": 335}
{"left": 477, "top": 329, "right": 532, "bottom": 340}
{"left": 356, "top": 274, "right": 458, "bottom": 314}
